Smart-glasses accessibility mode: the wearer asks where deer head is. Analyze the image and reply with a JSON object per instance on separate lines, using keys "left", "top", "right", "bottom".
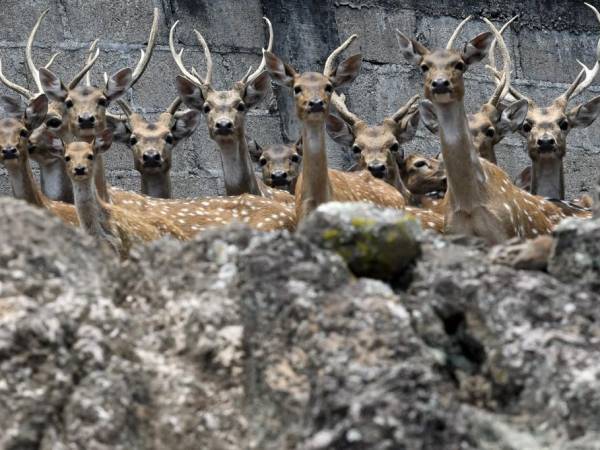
{"left": 399, "top": 153, "right": 447, "bottom": 195}
{"left": 37, "top": 8, "right": 159, "bottom": 140}
{"left": 253, "top": 141, "right": 302, "bottom": 191}
{"left": 172, "top": 18, "right": 272, "bottom": 145}
{"left": 58, "top": 129, "right": 113, "bottom": 182}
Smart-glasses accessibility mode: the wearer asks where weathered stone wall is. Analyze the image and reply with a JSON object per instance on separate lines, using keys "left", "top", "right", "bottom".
{"left": 0, "top": 0, "right": 598, "bottom": 199}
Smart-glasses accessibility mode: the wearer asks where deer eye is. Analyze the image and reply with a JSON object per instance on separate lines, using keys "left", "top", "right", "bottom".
{"left": 64, "top": 155, "right": 71, "bottom": 162}
{"left": 352, "top": 144, "right": 361, "bottom": 154}
{"left": 97, "top": 97, "right": 107, "bottom": 107}
{"left": 236, "top": 103, "right": 246, "bottom": 112}
{"left": 522, "top": 122, "right": 532, "bottom": 133}
{"left": 414, "top": 160, "right": 427, "bottom": 168}
{"left": 46, "top": 117, "right": 62, "bottom": 129}
{"left": 87, "top": 154, "right": 94, "bottom": 160}
{"left": 455, "top": 61, "right": 466, "bottom": 72}
{"left": 294, "top": 86, "right": 302, "bottom": 95}
{"left": 165, "top": 134, "right": 174, "bottom": 144}
{"left": 324, "top": 84, "right": 333, "bottom": 93}
{"left": 65, "top": 99, "right": 74, "bottom": 108}
{"left": 291, "top": 154, "right": 300, "bottom": 163}
{"left": 420, "top": 64, "right": 429, "bottom": 73}
{"left": 559, "top": 119, "right": 569, "bottom": 131}
{"left": 203, "top": 104, "right": 211, "bottom": 113}
{"left": 129, "top": 136, "right": 138, "bottom": 146}
{"left": 485, "top": 128, "right": 495, "bottom": 138}
{"left": 259, "top": 157, "right": 267, "bottom": 166}
{"left": 389, "top": 143, "right": 399, "bottom": 152}
{"left": 19, "top": 129, "right": 29, "bottom": 138}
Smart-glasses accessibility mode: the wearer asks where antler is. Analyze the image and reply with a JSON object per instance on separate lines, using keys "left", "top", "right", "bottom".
{"left": 129, "top": 7, "right": 159, "bottom": 89}
{"left": 68, "top": 41, "right": 100, "bottom": 89}
{"left": 554, "top": 2, "right": 600, "bottom": 108}
{"left": 324, "top": 34, "right": 358, "bottom": 77}
{"left": 84, "top": 39, "right": 99, "bottom": 87}
{"left": 169, "top": 21, "right": 210, "bottom": 88}
{"left": 391, "top": 94, "right": 420, "bottom": 122}
{"left": 240, "top": 17, "right": 274, "bottom": 85}
{"left": 166, "top": 97, "right": 183, "bottom": 116}
{"left": 484, "top": 16, "right": 518, "bottom": 106}
{"left": 26, "top": 9, "right": 50, "bottom": 93}
{"left": 330, "top": 92, "right": 362, "bottom": 126}
{"left": 0, "top": 58, "right": 33, "bottom": 99}
{"left": 446, "top": 15, "right": 472, "bottom": 49}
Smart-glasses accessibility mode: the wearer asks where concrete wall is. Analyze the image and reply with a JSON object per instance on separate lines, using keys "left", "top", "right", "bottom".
{"left": 0, "top": 0, "right": 598, "bottom": 199}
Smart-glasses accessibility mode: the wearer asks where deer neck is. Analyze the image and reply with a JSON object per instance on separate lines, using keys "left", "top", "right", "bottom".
{"left": 6, "top": 156, "right": 47, "bottom": 207}
{"left": 388, "top": 164, "right": 415, "bottom": 204}
{"left": 434, "top": 101, "right": 487, "bottom": 211}
{"left": 530, "top": 157, "right": 564, "bottom": 199}
{"left": 71, "top": 175, "right": 113, "bottom": 240}
{"left": 216, "top": 132, "right": 261, "bottom": 197}
{"left": 141, "top": 171, "right": 172, "bottom": 199}
{"left": 38, "top": 158, "right": 74, "bottom": 204}
{"left": 300, "top": 120, "right": 332, "bottom": 207}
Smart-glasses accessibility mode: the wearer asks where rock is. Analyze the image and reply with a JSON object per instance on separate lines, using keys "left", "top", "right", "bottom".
{"left": 548, "top": 217, "right": 600, "bottom": 290}
{"left": 298, "top": 202, "right": 422, "bottom": 283}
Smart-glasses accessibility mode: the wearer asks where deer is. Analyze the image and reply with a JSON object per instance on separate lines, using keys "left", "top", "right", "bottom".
{"left": 170, "top": 17, "right": 294, "bottom": 205}
{"left": 251, "top": 140, "right": 303, "bottom": 194}
{"left": 107, "top": 97, "right": 201, "bottom": 198}
{"left": 263, "top": 34, "right": 444, "bottom": 232}
{"left": 489, "top": 3, "right": 600, "bottom": 201}
{"left": 399, "top": 153, "right": 447, "bottom": 214}
{"left": 325, "top": 90, "right": 421, "bottom": 205}
{"left": 419, "top": 16, "right": 529, "bottom": 166}
{"left": 0, "top": 94, "right": 78, "bottom": 225}
{"left": 396, "top": 17, "right": 589, "bottom": 245}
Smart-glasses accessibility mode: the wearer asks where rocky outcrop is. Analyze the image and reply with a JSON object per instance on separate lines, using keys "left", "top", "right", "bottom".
{"left": 1, "top": 198, "right": 599, "bottom": 449}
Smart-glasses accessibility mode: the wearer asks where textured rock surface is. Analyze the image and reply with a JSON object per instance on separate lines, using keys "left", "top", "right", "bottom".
{"left": 0, "top": 0, "right": 599, "bottom": 199}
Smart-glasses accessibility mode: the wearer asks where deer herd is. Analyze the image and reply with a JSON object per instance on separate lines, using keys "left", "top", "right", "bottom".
{"left": 0, "top": 6, "right": 598, "bottom": 258}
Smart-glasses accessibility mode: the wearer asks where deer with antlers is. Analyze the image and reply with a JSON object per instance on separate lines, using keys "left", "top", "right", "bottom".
{"left": 171, "top": 17, "right": 293, "bottom": 205}
{"left": 263, "top": 35, "right": 443, "bottom": 232}
{"left": 396, "top": 17, "right": 590, "bottom": 244}
{"left": 488, "top": 3, "right": 600, "bottom": 201}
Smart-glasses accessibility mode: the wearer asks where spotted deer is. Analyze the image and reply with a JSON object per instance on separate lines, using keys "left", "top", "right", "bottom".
{"left": 490, "top": 3, "right": 600, "bottom": 200}
{"left": 397, "top": 18, "right": 587, "bottom": 244}
{"left": 325, "top": 91, "right": 421, "bottom": 205}
{"left": 171, "top": 17, "right": 293, "bottom": 204}
{"left": 264, "top": 35, "right": 443, "bottom": 232}
{"left": 0, "top": 94, "right": 78, "bottom": 225}
{"left": 107, "top": 97, "right": 201, "bottom": 198}
{"left": 252, "top": 141, "right": 302, "bottom": 194}
{"left": 420, "top": 16, "right": 529, "bottom": 166}
{"left": 399, "top": 153, "right": 447, "bottom": 213}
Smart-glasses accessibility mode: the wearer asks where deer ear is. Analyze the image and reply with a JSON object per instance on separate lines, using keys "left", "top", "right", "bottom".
{"left": 175, "top": 76, "right": 206, "bottom": 111}
{"left": 418, "top": 100, "right": 439, "bottom": 135}
{"left": 330, "top": 54, "right": 362, "bottom": 88}
{"left": 294, "top": 136, "right": 303, "bottom": 156}
{"left": 246, "top": 138, "right": 263, "bottom": 163}
{"left": 567, "top": 95, "right": 600, "bottom": 129}
{"left": 0, "top": 96, "right": 24, "bottom": 118}
{"left": 48, "top": 134, "right": 65, "bottom": 158}
{"left": 106, "top": 115, "right": 131, "bottom": 143}
{"left": 326, "top": 114, "right": 355, "bottom": 147}
{"left": 94, "top": 128, "right": 113, "bottom": 154}
{"left": 264, "top": 51, "right": 296, "bottom": 88}
{"left": 462, "top": 32, "right": 494, "bottom": 66}
{"left": 243, "top": 71, "right": 270, "bottom": 107}
{"left": 105, "top": 68, "right": 132, "bottom": 102}
{"left": 39, "top": 68, "right": 68, "bottom": 103}
{"left": 25, "top": 94, "right": 48, "bottom": 130}
{"left": 497, "top": 99, "right": 529, "bottom": 136}
{"left": 396, "top": 30, "right": 429, "bottom": 65}
{"left": 171, "top": 109, "right": 201, "bottom": 141}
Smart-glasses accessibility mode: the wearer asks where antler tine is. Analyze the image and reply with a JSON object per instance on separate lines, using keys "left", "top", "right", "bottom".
{"left": 391, "top": 94, "right": 420, "bottom": 122}
{"left": 330, "top": 92, "right": 362, "bottom": 126}
{"left": 130, "top": 7, "right": 159, "bottom": 88}
{"left": 166, "top": 96, "right": 183, "bottom": 116}
{"left": 193, "top": 29, "right": 214, "bottom": 86}
{"left": 84, "top": 39, "right": 99, "bottom": 87}
{"left": 446, "top": 15, "right": 472, "bottom": 50}
{"left": 116, "top": 99, "right": 133, "bottom": 118}
{"left": 324, "top": 34, "right": 358, "bottom": 77}
{"left": 169, "top": 21, "right": 204, "bottom": 86}
{"left": 0, "top": 57, "right": 33, "bottom": 99}
{"left": 484, "top": 16, "right": 517, "bottom": 106}
{"left": 44, "top": 52, "right": 60, "bottom": 69}
{"left": 242, "top": 17, "right": 274, "bottom": 85}
{"left": 26, "top": 8, "right": 49, "bottom": 93}
{"left": 68, "top": 43, "right": 100, "bottom": 90}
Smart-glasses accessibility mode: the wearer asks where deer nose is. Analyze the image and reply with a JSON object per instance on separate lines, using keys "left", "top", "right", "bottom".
{"left": 2, "top": 147, "right": 17, "bottom": 159}
{"left": 368, "top": 163, "right": 387, "bottom": 178}
{"left": 308, "top": 98, "right": 325, "bottom": 113}
{"left": 537, "top": 137, "right": 556, "bottom": 151}
{"left": 270, "top": 170, "right": 288, "bottom": 186}
{"left": 142, "top": 149, "right": 162, "bottom": 166}
{"left": 215, "top": 119, "right": 233, "bottom": 134}
{"left": 78, "top": 114, "right": 96, "bottom": 129}
{"left": 431, "top": 78, "right": 451, "bottom": 93}
{"left": 74, "top": 166, "right": 86, "bottom": 176}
